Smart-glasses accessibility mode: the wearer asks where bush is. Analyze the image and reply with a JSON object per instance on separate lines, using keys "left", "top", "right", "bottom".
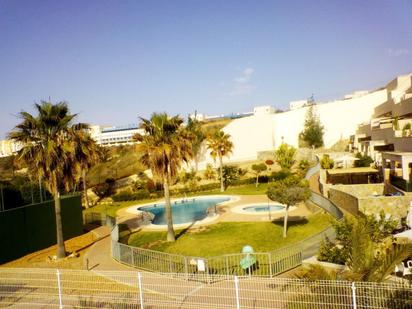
{"left": 354, "top": 153, "right": 374, "bottom": 167}
{"left": 270, "top": 170, "right": 292, "bottom": 181}
{"left": 318, "top": 237, "right": 347, "bottom": 265}
{"left": 112, "top": 189, "right": 151, "bottom": 202}
{"left": 219, "top": 165, "right": 242, "bottom": 189}
{"left": 204, "top": 164, "right": 216, "bottom": 180}
{"left": 320, "top": 154, "right": 334, "bottom": 169}
{"left": 317, "top": 214, "right": 399, "bottom": 265}
{"left": 92, "top": 178, "right": 116, "bottom": 199}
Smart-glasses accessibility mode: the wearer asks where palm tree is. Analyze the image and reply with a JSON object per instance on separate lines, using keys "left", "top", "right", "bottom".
{"left": 297, "top": 217, "right": 412, "bottom": 283}
{"left": 134, "top": 113, "right": 192, "bottom": 242}
{"left": 9, "top": 101, "right": 89, "bottom": 258}
{"left": 70, "top": 128, "right": 101, "bottom": 208}
{"left": 206, "top": 130, "right": 233, "bottom": 192}
{"left": 186, "top": 117, "right": 205, "bottom": 172}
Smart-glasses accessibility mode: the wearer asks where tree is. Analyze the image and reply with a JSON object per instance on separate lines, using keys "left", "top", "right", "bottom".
{"left": 251, "top": 163, "right": 267, "bottom": 187}
{"left": 275, "top": 143, "right": 296, "bottom": 170}
{"left": 134, "top": 113, "right": 192, "bottom": 242}
{"left": 9, "top": 101, "right": 90, "bottom": 258}
{"left": 186, "top": 117, "right": 205, "bottom": 172}
{"left": 220, "top": 165, "right": 241, "bottom": 189}
{"left": 299, "top": 104, "right": 324, "bottom": 148}
{"left": 206, "top": 130, "right": 233, "bottom": 192}
{"left": 71, "top": 128, "right": 101, "bottom": 208}
{"left": 267, "top": 176, "right": 311, "bottom": 237}
{"left": 204, "top": 163, "right": 216, "bottom": 180}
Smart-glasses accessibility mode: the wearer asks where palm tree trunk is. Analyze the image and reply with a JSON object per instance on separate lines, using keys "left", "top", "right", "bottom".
{"left": 82, "top": 169, "right": 90, "bottom": 208}
{"left": 283, "top": 205, "right": 290, "bottom": 238}
{"left": 39, "top": 175, "right": 43, "bottom": 203}
{"left": 219, "top": 155, "right": 224, "bottom": 192}
{"left": 164, "top": 175, "right": 175, "bottom": 242}
{"left": 54, "top": 190, "right": 66, "bottom": 258}
{"left": 195, "top": 158, "right": 199, "bottom": 173}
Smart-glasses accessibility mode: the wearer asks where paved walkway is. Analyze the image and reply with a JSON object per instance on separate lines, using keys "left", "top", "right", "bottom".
{"left": 84, "top": 226, "right": 135, "bottom": 271}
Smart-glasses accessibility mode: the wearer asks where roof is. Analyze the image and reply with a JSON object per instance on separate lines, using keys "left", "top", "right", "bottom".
{"left": 382, "top": 151, "right": 412, "bottom": 157}
{"left": 326, "top": 167, "right": 379, "bottom": 175}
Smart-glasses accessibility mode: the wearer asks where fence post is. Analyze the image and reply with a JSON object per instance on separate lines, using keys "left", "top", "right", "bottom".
{"left": 268, "top": 253, "right": 273, "bottom": 278}
{"left": 351, "top": 282, "right": 357, "bottom": 309}
{"left": 234, "top": 276, "right": 240, "bottom": 309}
{"left": 131, "top": 247, "right": 135, "bottom": 266}
{"left": 184, "top": 257, "right": 189, "bottom": 281}
{"left": 56, "top": 269, "right": 63, "bottom": 309}
{"left": 138, "top": 272, "right": 144, "bottom": 309}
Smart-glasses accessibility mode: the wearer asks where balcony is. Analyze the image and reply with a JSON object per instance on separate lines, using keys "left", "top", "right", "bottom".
{"left": 374, "top": 100, "right": 394, "bottom": 118}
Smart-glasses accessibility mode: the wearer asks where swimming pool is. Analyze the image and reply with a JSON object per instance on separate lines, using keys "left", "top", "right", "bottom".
{"left": 242, "top": 204, "right": 285, "bottom": 213}
{"left": 138, "top": 196, "right": 231, "bottom": 225}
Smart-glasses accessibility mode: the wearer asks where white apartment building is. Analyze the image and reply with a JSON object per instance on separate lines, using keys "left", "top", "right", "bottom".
{"left": 90, "top": 124, "right": 143, "bottom": 146}
{"left": 0, "top": 139, "right": 22, "bottom": 157}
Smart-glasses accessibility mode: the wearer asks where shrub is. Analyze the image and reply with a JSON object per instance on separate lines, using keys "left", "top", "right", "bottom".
{"left": 354, "top": 153, "right": 374, "bottom": 167}
{"left": 270, "top": 169, "right": 292, "bottom": 181}
{"left": 318, "top": 237, "right": 347, "bottom": 265}
{"left": 317, "top": 214, "right": 399, "bottom": 265}
{"left": 320, "top": 154, "right": 334, "bottom": 169}
{"left": 112, "top": 189, "right": 151, "bottom": 202}
{"left": 275, "top": 144, "right": 296, "bottom": 170}
{"left": 179, "top": 169, "right": 196, "bottom": 184}
{"left": 204, "top": 164, "right": 216, "bottom": 180}
{"left": 220, "top": 165, "right": 242, "bottom": 189}
{"left": 92, "top": 178, "right": 116, "bottom": 199}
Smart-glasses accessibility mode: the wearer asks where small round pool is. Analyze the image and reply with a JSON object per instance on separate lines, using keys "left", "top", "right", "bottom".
{"left": 138, "top": 196, "right": 231, "bottom": 225}
{"left": 242, "top": 204, "right": 285, "bottom": 213}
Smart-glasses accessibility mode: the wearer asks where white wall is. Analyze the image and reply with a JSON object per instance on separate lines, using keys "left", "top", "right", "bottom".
{"left": 197, "top": 88, "right": 388, "bottom": 168}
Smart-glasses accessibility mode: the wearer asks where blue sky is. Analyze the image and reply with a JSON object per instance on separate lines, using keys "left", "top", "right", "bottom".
{"left": 1, "top": 0, "right": 412, "bottom": 138}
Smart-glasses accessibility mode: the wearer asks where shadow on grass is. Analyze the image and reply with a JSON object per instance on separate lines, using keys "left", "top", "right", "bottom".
{"left": 175, "top": 222, "right": 195, "bottom": 240}
{"left": 271, "top": 216, "right": 309, "bottom": 228}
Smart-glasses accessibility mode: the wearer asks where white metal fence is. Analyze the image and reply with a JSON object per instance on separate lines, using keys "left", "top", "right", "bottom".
{"left": 111, "top": 226, "right": 336, "bottom": 280}
{"left": 0, "top": 268, "right": 410, "bottom": 308}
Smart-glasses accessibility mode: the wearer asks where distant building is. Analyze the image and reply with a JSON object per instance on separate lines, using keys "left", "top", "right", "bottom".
{"left": 253, "top": 105, "right": 276, "bottom": 115}
{"left": 0, "top": 139, "right": 22, "bottom": 157}
{"left": 189, "top": 113, "right": 206, "bottom": 121}
{"left": 344, "top": 90, "right": 369, "bottom": 100}
{"left": 289, "top": 100, "right": 309, "bottom": 110}
{"left": 90, "top": 124, "right": 143, "bottom": 146}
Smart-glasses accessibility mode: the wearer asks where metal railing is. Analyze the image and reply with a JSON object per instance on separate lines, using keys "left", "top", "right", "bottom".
{"left": 0, "top": 268, "right": 410, "bottom": 308}
{"left": 111, "top": 226, "right": 335, "bottom": 279}
{"left": 309, "top": 191, "right": 344, "bottom": 220}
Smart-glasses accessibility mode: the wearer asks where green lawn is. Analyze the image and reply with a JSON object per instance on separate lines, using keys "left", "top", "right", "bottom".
{"left": 125, "top": 212, "right": 331, "bottom": 256}
{"left": 194, "top": 183, "right": 270, "bottom": 196}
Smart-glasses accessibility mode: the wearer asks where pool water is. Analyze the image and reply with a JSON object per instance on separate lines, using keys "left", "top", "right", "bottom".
{"left": 138, "top": 197, "right": 230, "bottom": 225}
{"left": 243, "top": 205, "right": 284, "bottom": 212}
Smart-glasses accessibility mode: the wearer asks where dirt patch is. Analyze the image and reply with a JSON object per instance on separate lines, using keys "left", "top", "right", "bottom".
{"left": 1, "top": 232, "right": 97, "bottom": 269}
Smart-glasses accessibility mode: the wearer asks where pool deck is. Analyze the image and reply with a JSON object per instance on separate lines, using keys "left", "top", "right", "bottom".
{"left": 116, "top": 194, "right": 313, "bottom": 231}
